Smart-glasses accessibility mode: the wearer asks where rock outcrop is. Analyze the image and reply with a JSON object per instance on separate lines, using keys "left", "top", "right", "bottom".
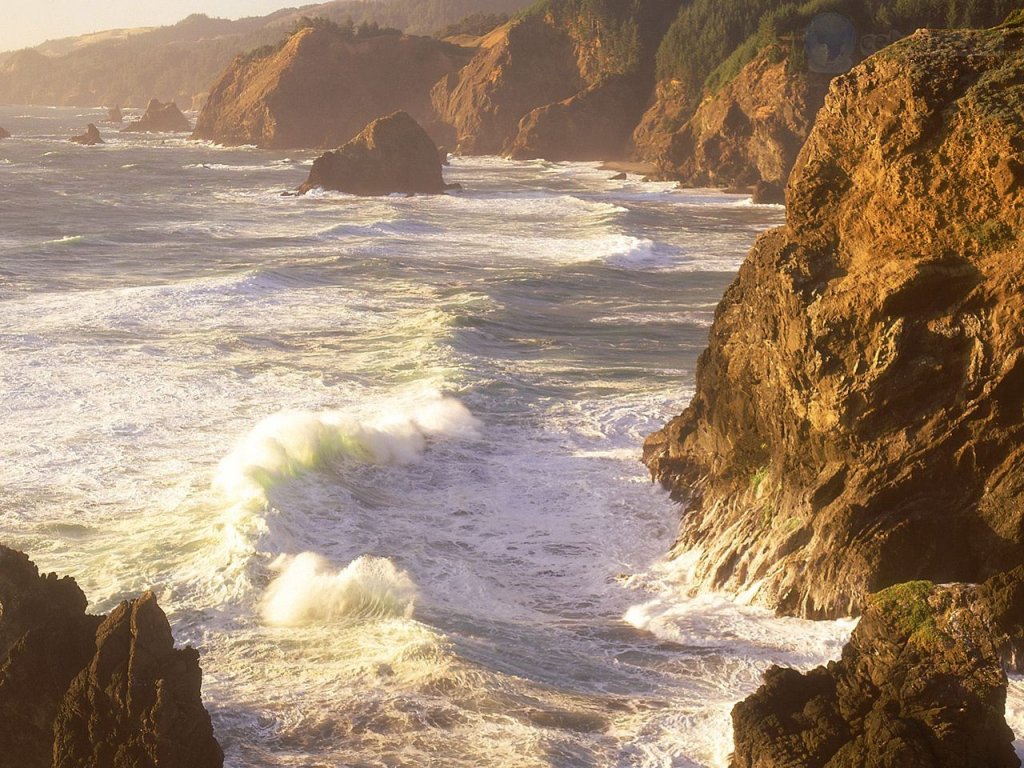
{"left": 431, "top": 15, "right": 584, "bottom": 155}
{"left": 0, "top": 546, "right": 223, "bottom": 768}
{"left": 507, "top": 74, "right": 648, "bottom": 161}
{"left": 638, "top": 46, "right": 830, "bottom": 187}
{"left": 121, "top": 99, "right": 190, "bottom": 133}
{"left": 298, "top": 111, "right": 449, "bottom": 196}
{"left": 105, "top": 106, "right": 123, "bottom": 124}
{"left": 70, "top": 124, "right": 103, "bottom": 145}
{"left": 0, "top": 127, "right": 9, "bottom": 139}
{"left": 732, "top": 572, "right": 1024, "bottom": 767}
{"left": 193, "top": 26, "right": 471, "bottom": 149}
{"left": 643, "top": 23, "right": 1024, "bottom": 618}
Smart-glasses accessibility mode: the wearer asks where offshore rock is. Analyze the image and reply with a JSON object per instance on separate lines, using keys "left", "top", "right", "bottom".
{"left": 70, "top": 124, "right": 103, "bottom": 145}
{"left": 732, "top": 572, "right": 1024, "bottom": 767}
{"left": 0, "top": 545, "right": 222, "bottom": 768}
{"left": 0, "top": 127, "right": 9, "bottom": 139}
{"left": 193, "top": 26, "right": 469, "bottom": 149}
{"left": 643, "top": 23, "right": 1024, "bottom": 618}
{"left": 298, "top": 111, "right": 448, "bottom": 196}
{"left": 121, "top": 99, "right": 190, "bottom": 133}
{"left": 106, "top": 106, "right": 123, "bottom": 124}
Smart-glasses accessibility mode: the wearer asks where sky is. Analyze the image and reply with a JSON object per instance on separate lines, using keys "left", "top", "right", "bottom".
{"left": 1, "top": 1, "right": 310, "bottom": 52}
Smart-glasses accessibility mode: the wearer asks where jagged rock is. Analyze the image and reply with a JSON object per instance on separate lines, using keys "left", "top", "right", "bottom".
{"left": 70, "top": 124, "right": 103, "bottom": 145}
{"left": 0, "top": 546, "right": 222, "bottom": 768}
{"left": 507, "top": 74, "right": 648, "bottom": 161}
{"left": 643, "top": 23, "right": 1024, "bottom": 618}
{"left": 53, "top": 592, "right": 223, "bottom": 768}
{"left": 106, "top": 106, "right": 123, "bottom": 124}
{"left": 610, "top": 172, "right": 627, "bottom": 180}
{"left": 193, "top": 26, "right": 469, "bottom": 149}
{"left": 0, "top": 127, "right": 9, "bottom": 139}
{"left": 298, "top": 111, "right": 449, "bottom": 196}
{"left": 121, "top": 99, "right": 190, "bottom": 133}
{"left": 432, "top": 16, "right": 583, "bottom": 156}
{"left": 641, "top": 45, "right": 830, "bottom": 188}
{"left": 732, "top": 572, "right": 1024, "bottom": 767}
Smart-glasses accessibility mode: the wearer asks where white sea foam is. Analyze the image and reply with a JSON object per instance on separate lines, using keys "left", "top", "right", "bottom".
{"left": 262, "top": 552, "right": 417, "bottom": 626}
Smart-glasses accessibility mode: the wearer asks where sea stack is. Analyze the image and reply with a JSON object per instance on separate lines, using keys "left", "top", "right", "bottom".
{"left": 298, "top": 111, "right": 450, "bottom": 196}
{"left": 121, "top": 98, "right": 190, "bottom": 132}
{"left": 70, "top": 124, "right": 103, "bottom": 145}
{"left": 643, "top": 22, "right": 1024, "bottom": 618}
{"left": 732, "top": 570, "right": 1024, "bottom": 767}
{"left": 0, "top": 546, "right": 223, "bottom": 767}
{"left": 106, "top": 105, "right": 123, "bottom": 123}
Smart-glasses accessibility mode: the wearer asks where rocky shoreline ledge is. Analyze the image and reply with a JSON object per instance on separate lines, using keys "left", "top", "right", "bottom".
{"left": 0, "top": 546, "right": 222, "bottom": 768}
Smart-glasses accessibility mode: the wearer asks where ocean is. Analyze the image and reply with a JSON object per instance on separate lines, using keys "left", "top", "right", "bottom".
{"left": 3, "top": 105, "right": 1016, "bottom": 767}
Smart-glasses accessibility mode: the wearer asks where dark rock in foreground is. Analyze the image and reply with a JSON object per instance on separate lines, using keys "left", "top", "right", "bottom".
{"left": 732, "top": 571, "right": 1024, "bottom": 767}
{"left": 298, "top": 111, "right": 449, "bottom": 196}
{"left": 0, "top": 546, "right": 223, "bottom": 768}
{"left": 70, "top": 124, "right": 103, "bottom": 145}
{"left": 643, "top": 23, "right": 1024, "bottom": 618}
{"left": 121, "top": 99, "right": 190, "bottom": 133}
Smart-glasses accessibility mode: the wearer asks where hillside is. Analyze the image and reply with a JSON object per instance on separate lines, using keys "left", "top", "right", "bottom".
{"left": 0, "top": 0, "right": 528, "bottom": 108}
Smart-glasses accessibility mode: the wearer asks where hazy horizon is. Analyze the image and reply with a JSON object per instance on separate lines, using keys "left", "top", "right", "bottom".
{"left": 1, "top": 1, "right": 323, "bottom": 53}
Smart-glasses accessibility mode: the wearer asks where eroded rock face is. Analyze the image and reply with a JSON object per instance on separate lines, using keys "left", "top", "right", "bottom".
{"left": 643, "top": 24, "right": 1024, "bottom": 618}
{"left": 193, "top": 27, "right": 470, "bottom": 149}
{"left": 70, "top": 124, "right": 103, "bottom": 145}
{"left": 507, "top": 74, "right": 648, "bottom": 161}
{"left": 298, "top": 110, "right": 448, "bottom": 196}
{"left": 121, "top": 99, "right": 190, "bottom": 133}
{"left": 732, "top": 572, "right": 1024, "bottom": 767}
{"left": 636, "top": 46, "right": 830, "bottom": 187}
{"left": 432, "top": 16, "right": 583, "bottom": 156}
{"left": 0, "top": 546, "right": 222, "bottom": 768}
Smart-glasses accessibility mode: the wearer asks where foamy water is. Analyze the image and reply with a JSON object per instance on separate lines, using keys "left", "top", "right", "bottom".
{"left": 2, "top": 105, "right": 988, "bottom": 766}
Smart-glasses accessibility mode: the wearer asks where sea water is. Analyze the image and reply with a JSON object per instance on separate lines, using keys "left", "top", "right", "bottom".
{"left": 1, "top": 106, "right": 1018, "bottom": 767}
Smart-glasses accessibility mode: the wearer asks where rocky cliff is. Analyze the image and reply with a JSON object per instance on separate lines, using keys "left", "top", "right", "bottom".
{"left": 732, "top": 571, "right": 1024, "bottom": 767}
{"left": 635, "top": 45, "right": 830, "bottom": 187}
{"left": 643, "top": 21, "right": 1024, "bottom": 619}
{"left": 192, "top": 26, "right": 471, "bottom": 149}
{"left": 433, "top": 0, "right": 684, "bottom": 160}
{"left": 0, "top": 546, "right": 223, "bottom": 768}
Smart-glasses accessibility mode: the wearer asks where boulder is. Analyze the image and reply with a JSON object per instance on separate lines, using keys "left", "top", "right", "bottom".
{"left": 610, "top": 172, "right": 627, "bottom": 180}
{"left": 643, "top": 23, "right": 1024, "bottom": 618}
{"left": 732, "top": 572, "right": 1024, "bottom": 767}
{"left": 121, "top": 99, "right": 190, "bottom": 133}
{"left": 106, "top": 106, "right": 123, "bottom": 123}
{"left": 0, "top": 127, "right": 9, "bottom": 139}
{"left": 70, "top": 124, "right": 103, "bottom": 145}
{"left": 298, "top": 111, "right": 449, "bottom": 196}
{"left": 193, "top": 26, "right": 470, "bottom": 149}
{"left": 0, "top": 546, "right": 222, "bottom": 768}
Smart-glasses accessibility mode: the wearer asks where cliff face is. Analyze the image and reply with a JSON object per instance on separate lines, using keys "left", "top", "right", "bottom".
{"left": 431, "top": 15, "right": 584, "bottom": 155}
{"left": 0, "top": 546, "right": 222, "bottom": 768}
{"left": 193, "top": 27, "right": 472, "bottom": 149}
{"left": 732, "top": 572, "right": 1024, "bottom": 767}
{"left": 635, "top": 46, "right": 830, "bottom": 187}
{"left": 643, "top": 23, "right": 1024, "bottom": 619}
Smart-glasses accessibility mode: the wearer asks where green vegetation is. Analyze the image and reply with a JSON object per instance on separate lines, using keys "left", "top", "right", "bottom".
{"left": 656, "top": 0, "right": 1021, "bottom": 103}
{"left": 870, "top": 580, "right": 942, "bottom": 642}
{"left": 435, "top": 12, "right": 510, "bottom": 37}
{"left": 235, "top": 17, "right": 402, "bottom": 66}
